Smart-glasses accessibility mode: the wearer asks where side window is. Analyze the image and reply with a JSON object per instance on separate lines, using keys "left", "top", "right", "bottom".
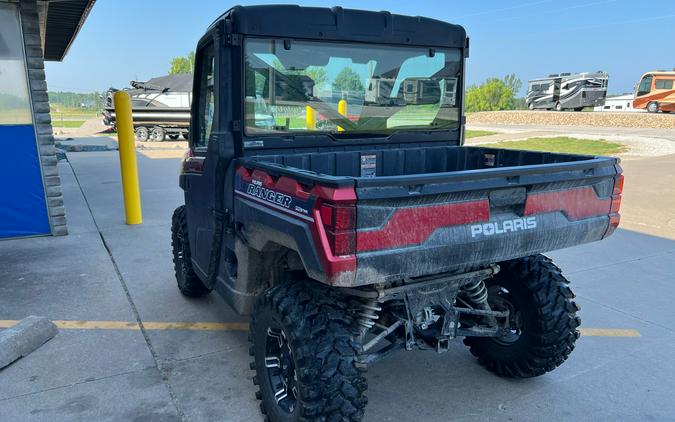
{"left": 655, "top": 79, "right": 673, "bottom": 90}
{"left": 194, "top": 42, "right": 215, "bottom": 149}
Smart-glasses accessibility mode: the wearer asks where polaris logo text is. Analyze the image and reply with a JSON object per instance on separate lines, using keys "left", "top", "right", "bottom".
{"left": 470, "top": 217, "right": 537, "bottom": 238}
{"left": 246, "top": 183, "right": 292, "bottom": 208}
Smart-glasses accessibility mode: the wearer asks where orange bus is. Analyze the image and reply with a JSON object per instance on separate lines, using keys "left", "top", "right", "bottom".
{"left": 633, "top": 71, "right": 675, "bottom": 113}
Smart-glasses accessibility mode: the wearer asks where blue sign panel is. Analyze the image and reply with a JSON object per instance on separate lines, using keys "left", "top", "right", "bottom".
{"left": 0, "top": 124, "right": 51, "bottom": 238}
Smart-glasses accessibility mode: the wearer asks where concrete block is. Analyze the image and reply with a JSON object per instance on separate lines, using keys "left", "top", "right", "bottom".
{"left": 52, "top": 224, "right": 68, "bottom": 236}
{"left": 39, "top": 144, "right": 57, "bottom": 156}
{"left": 42, "top": 165, "right": 59, "bottom": 177}
{"left": 23, "top": 33, "right": 41, "bottom": 47}
{"left": 39, "top": 134, "right": 55, "bottom": 146}
{"left": 50, "top": 215, "right": 67, "bottom": 227}
{"left": 33, "top": 101, "right": 51, "bottom": 114}
{"left": 26, "top": 56, "right": 44, "bottom": 70}
{"left": 29, "top": 68, "right": 46, "bottom": 82}
{"left": 45, "top": 189, "right": 63, "bottom": 200}
{"left": 44, "top": 175, "right": 61, "bottom": 186}
{"left": 32, "top": 90, "right": 48, "bottom": 102}
{"left": 21, "top": 14, "right": 40, "bottom": 31}
{"left": 25, "top": 45, "right": 43, "bottom": 59}
{"left": 20, "top": 0, "right": 38, "bottom": 13}
{"left": 34, "top": 112, "right": 52, "bottom": 124}
{"left": 48, "top": 205, "right": 65, "bottom": 218}
{"left": 0, "top": 316, "right": 58, "bottom": 369}
{"left": 41, "top": 155, "right": 58, "bottom": 167}
{"left": 47, "top": 196, "right": 64, "bottom": 208}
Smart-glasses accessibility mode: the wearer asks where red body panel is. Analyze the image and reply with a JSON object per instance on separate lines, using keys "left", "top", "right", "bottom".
{"left": 524, "top": 187, "right": 611, "bottom": 220}
{"left": 357, "top": 201, "right": 490, "bottom": 252}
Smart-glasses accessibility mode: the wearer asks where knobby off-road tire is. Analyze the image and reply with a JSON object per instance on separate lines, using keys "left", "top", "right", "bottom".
{"left": 250, "top": 280, "right": 367, "bottom": 422}
{"left": 464, "top": 254, "right": 580, "bottom": 378}
{"left": 171, "top": 206, "right": 211, "bottom": 297}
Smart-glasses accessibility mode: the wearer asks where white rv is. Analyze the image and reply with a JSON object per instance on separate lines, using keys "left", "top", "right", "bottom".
{"left": 594, "top": 94, "right": 643, "bottom": 112}
{"left": 526, "top": 71, "right": 608, "bottom": 111}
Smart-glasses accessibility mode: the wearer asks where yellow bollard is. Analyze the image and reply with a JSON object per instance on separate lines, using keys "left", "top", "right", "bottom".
{"left": 337, "top": 99, "right": 347, "bottom": 132}
{"left": 306, "top": 105, "right": 316, "bottom": 130}
{"left": 113, "top": 91, "right": 142, "bottom": 225}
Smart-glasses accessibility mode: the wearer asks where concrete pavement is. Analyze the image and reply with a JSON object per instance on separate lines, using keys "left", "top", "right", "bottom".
{"left": 1, "top": 148, "right": 674, "bottom": 421}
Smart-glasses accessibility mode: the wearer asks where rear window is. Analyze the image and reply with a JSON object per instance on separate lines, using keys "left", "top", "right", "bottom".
{"left": 243, "top": 38, "right": 462, "bottom": 137}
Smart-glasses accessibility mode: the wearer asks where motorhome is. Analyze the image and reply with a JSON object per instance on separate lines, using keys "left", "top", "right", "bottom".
{"left": 364, "top": 77, "right": 457, "bottom": 106}
{"left": 633, "top": 71, "right": 675, "bottom": 113}
{"left": 526, "top": 71, "right": 608, "bottom": 111}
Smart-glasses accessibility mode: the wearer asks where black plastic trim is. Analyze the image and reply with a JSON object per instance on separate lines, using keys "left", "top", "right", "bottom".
{"left": 237, "top": 158, "right": 355, "bottom": 188}
{"left": 234, "top": 196, "right": 326, "bottom": 280}
{"left": 211, "top": 5, "right": 466, "bottom": 48}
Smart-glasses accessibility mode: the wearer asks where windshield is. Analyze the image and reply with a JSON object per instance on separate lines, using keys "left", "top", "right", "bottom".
{"left": 636, "top": 75, "right": 652, "bottom": 97}
{"left": 244, "top": 38, "right": 462, "bottom": 136}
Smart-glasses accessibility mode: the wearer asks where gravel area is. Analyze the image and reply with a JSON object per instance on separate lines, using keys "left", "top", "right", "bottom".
{"left": 467, "top": 111, "right": 675, "bottom": 129}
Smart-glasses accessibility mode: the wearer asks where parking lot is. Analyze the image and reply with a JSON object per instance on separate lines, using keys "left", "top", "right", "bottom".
{"left": 1, "top": 138, "right": 675, "bottom": 421}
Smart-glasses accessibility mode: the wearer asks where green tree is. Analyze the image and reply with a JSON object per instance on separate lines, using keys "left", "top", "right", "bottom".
{"left": 332, "top": 68, "right": 363, "bottom": 95}
{"left": 169, "top": 52, "right": 195, "bottom": 74}
{"left": 465, "top": 74, "right": 522, "bottom": 112}
{"left": 503, "top": 73, "right": 523, "bottom": 98}
{"left": 303, "top": 66, "right": 327, "bottom": 87}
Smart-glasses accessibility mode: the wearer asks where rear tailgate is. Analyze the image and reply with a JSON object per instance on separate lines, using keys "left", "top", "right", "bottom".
{"left": 353, "top": 157, "right": 623, "bottom": 285}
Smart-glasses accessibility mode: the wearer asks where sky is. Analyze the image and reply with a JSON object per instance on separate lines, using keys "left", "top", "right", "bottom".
{"left": 44, "top": 0, "right": 675, "bottom": 96}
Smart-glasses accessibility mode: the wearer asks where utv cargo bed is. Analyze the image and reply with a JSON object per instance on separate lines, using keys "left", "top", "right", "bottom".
{"left": 236, "top": 145, "right": 623, "bottom": 286}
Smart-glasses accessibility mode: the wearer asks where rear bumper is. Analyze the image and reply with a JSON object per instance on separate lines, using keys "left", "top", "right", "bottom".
{"left": 353, "top": 212, "right": 609, "bottom": 286}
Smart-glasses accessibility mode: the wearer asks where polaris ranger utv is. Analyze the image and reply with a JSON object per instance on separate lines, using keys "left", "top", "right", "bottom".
{"left": 171, "top": 5, "right": 624, "bottom": 421}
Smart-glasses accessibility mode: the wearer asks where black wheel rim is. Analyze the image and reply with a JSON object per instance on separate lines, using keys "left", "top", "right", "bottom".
{"left": 264, "top": 327, "right": 298, "bottom": 414}
{"left": 175, "top": 231, "right": 189, "bottom": 283}
{"left": 488, "top": 285, "right": 523, "bottom": 345}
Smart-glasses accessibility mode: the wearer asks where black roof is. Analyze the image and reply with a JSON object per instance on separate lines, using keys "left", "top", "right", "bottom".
{"left": 43, "top": 0, "right": 96, "bottom": 61}
{"left": 211, "top": 5, "right": 466, "bottom": 48}
{"left": 129, "top": 74, "right": 193, "bottom": 93}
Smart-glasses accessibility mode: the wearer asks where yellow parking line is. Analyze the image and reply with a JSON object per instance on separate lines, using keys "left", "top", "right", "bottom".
{"left": 54, "top": 320, "right": 140, "bottom": 330}
{"left": 579, "top": 328, "right": 641, "bottom": 337}
{"left": 0, "top": 320, "right": 638, "bottom": 337}
{"left": 142, "top": 321, "right": 249, "bottom": 331}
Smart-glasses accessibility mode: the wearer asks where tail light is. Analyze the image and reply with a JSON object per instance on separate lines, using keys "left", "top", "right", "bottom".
{"left": 319, "top": 203, "right": 356, "bottom": 256}
{"left": 604, "top": 172, "right": 624, "bottom": 238}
